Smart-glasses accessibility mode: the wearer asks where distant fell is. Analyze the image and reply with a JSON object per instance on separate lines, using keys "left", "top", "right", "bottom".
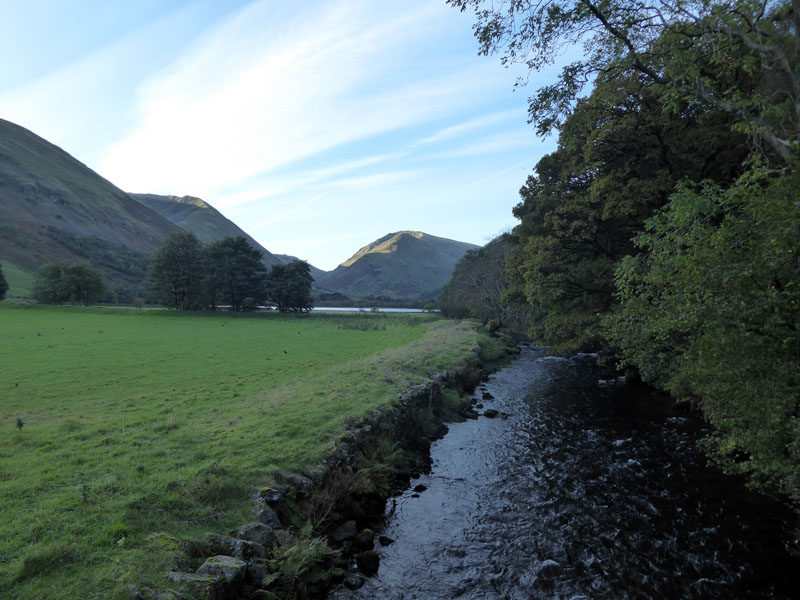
{"left": 317, "top": 231, "right": 479, "bottom": 302}
{"left": 0, "top": 118, "right": 180, "bottom": 300}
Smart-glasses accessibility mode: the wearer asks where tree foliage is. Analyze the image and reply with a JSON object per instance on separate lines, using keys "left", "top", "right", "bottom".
{"left": 205, "top": 237, "right": 269, "bottom": 311}
{"left": 0, "top": 263, "right": 8, "bottom": 301}
{"left": 148, "top": 231, "right": 205, "bottom": 310}
{"left": 33, "top": 261, "right": 105, "bottom": 306}
{"left": 269, "top": 260, "right": 314, "bottom": 312}
{"left": 505, "top": 71, "right": 746, "bottom": 351}
{"left": 450, "top": 0, "right": 800, "bottom": 505}
{"left": 148, "top": 234, "right": 306, "bottom": 312}
{"left": 604, "top": 164, "right": 800, "bottom": 501}
{"left": 449, "top": 0, "right": 799, "bottom": 163}
{"left": 440, "top": 235, "right": 530, "bottom": 330}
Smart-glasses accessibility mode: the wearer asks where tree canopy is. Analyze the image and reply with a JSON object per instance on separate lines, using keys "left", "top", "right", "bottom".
{"left": 269, "top": 260, "right": 314, "bottom": 312}
{"left": 449, "top": 0, "right": 799, "bottom": 163}
{"left": 0, "top": 263, "right": 8, "bottom": 301}
{"left": 447, "top": 0, "right": 800, "bottom": 505}
{"left": 32, "top": 261, "right": 105, "bottom": 306}
{"left": 148, "top": 231, "right": 206, "bottom": 310}
{"left": 147, "top": 235, "right": 312, "bottom": 312}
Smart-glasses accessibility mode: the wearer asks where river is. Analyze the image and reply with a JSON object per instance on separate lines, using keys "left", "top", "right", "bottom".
{"left": 330, "top": 346, "right": 798, "bottom": 599}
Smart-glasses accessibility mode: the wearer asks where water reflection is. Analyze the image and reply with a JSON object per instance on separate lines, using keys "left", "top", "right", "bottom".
{"left": 331, "top": 347, "right": 798, "bottom": 599}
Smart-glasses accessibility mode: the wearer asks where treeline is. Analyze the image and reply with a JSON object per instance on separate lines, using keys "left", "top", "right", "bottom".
{"left": 32, "top": 261, "right": 106, "bottom": 306}
{"left": 149, "top": 232, "right": 313, "bottom": 312}
{"left": 446, "top": 1, "right": 799, "bottom": 506}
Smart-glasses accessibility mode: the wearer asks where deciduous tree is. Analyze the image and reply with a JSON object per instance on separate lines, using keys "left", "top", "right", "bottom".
{"left": 269, "top": 260, "right": 314, "bottom": 312}
{"left": 0, "top": 263, "right": 8, "bottom": 300}
{"left": 205, "top": 237, "right": 268, "bottom": 311}
{"left": 449, "top": 0, "right": 799, "bottom": 164}
{"left": 148, "top": 232, "right": 205, "bottom": 310}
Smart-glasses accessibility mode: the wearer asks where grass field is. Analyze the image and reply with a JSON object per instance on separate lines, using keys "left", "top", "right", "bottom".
{"left": 0, "top": 304, "right": 490, "bottom": 599}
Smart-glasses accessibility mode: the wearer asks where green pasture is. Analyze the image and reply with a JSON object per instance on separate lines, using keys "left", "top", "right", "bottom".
{"left": 0, "top": 305, "right": 485, "bottom": 599}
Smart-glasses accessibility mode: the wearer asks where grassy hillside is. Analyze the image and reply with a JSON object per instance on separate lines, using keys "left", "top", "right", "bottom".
{"left": 133, "top": 194, "right": 282, "bottom": 267}
{"left": 317, "top": 231, "right": 479, "bottom": 301}
{"left": 0, "top": 119, "right": 180, "bottom": 300}
{"left": 0, "top": 305, "right": 484, "bottom": 599}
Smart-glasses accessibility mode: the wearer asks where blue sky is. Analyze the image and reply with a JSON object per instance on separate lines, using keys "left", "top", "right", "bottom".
{"left": 0, "top": 0, "right": 561, "bottom": 270}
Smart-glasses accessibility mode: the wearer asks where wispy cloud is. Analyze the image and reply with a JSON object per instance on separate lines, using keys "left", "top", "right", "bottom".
{"left": 417, "top": 109, "right": 522, "bottom": 146}
{"left": 98, "top": 0, "right": 505, "bottom": 197}
{"left": 423, "top": 130, "right": 538, "bottom": 160}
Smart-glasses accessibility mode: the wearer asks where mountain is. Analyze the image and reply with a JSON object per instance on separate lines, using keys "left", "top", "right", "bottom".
{"left": 316, "top": 231, "right": 479, "bottom": 302}
{"left": 0, "top": 118, "right": 180, "bottom": 300}
{"left": 132, "top": 193, "right": 283, "bottom": 265}
{"left": 132, "top": 193, "right": 325, "bottom": 279}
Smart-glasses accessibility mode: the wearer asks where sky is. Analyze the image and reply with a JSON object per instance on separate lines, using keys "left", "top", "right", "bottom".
{"left": 0, "top": 0, "right": 563, "bottom": 271}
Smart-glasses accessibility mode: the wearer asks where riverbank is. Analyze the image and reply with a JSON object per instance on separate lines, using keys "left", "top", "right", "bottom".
{"left": 0, "top": 305, "right": 513, "bottom": 599}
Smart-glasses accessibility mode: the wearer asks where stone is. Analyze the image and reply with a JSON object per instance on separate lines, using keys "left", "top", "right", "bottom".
{"left": 483, "top": 409, "right": 499, "bottom": 418}
{"left": 235, "top": 522, "right": 277, "bottom": 548}
{"left": 167, "top": 573, "right": 219, "bottom": 600}
{"left": 482, "top": 392, "right": 494, "bottom": 400}
{"left": 537, "top": 559, "right": 561, "bottom": 578}
{"left": 129, "top": 587, "right": 183, "bottom": 600}
{"left": 280, "top": 472, "right": 314, "bottom": 497}
{"left": 196, "top": 555, "right": 248, "bottom": 587}
{"left": 378, "top": 535, "right": 395, "bottom": 546}
{"left": 253, "top": 503, "right": 283, "bottom": 530}
{"left": 332, "top": 520, "right": 358, "bottom": 543}
{"left": 412, "top": 484, "right": 427, "bottom": 493}
{"left": 357, "top": 550, "right": 380, "bottom": 575}
{"left": 344, "top": 573, "right": 365, "bottom": 590}
{"left": 204, "top": 533, "right": 266, "bottom": 560}
{"left": 258, "top": 485, "right": 288, "bottom": 504}
{"left": 353, "top": 530, "right": 375, "bottom": 551}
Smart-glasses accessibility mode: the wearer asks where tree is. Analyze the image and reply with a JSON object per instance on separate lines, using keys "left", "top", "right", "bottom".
{"left": 62, "top": 262, "right": 105, "bottom": 306}
{"left": 205, "top": 237, "right": 269, "bottom": 311}
{"left": 0, "top": 263, "right": 8, "bottom": 300}
{"left": 449, "top": 0, "right": 799, "bottom": 164}
{"left": 504, "top": 71, "right": 746, "bottom": 350}
{"left": 440, "top": 236, "right": 530, "bottom": 330}
{"left": 604, "top": 164, "right": 800, "bottom": 502}
{"left": 32, "top": 262, "right": 69, "bottom": 304}
{"left": 268, "top": 260, "right": 314, "bottom": 312}
{"left": 148, "top": 232, "right": 205, "bottom": 310}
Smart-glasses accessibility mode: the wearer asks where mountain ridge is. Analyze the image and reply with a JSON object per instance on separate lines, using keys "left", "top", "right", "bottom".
{"left": 317, "top": 231, "right": 479, "bottom": 301}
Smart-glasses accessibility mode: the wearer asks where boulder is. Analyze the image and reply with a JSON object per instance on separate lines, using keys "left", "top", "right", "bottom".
{"left": 344, "top": 573, "right": 365, "bottom": 590}
{"left": 167, "top": 572, "right": 219, "bottom": 600}
{"left": 129, "top": 587, "right": 184, "bottom": 600}
{"left": 253, "top": 503, "right": 283, "bottom": 530}
{"left": 482, "top": 392, "right": 494, "bottom": 400}
{"left": 235, "top": 522, "right": 277, "bottom": 548}
{"left": 332, "top": 520, "right": 358, "bottom": 543}
{"left": 483, "top": 409, "right": 499, "bottom": 418}
{"left": 537, "top": 559, "right": 561, "bottom": 578}
{"left": 356, "top": 550, "right": 380, "bottom": 575}
{"left": 353, "top": 530, "right": 375, "bottom": 551}
{"left": 204, "top": 533, "right": 265, "bottom": 560}
{"left": 197, "top": 555, "right": 248, "bottom": 584}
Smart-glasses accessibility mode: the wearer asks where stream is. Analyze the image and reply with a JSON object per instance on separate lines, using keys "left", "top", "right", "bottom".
{"left": 330, "top": 346, "right": 798, "bottom": 599}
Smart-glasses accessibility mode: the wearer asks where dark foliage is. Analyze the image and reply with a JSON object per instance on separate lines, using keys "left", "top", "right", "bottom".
{"left": 269, "top": 260, "right": 314, "bottom": 312}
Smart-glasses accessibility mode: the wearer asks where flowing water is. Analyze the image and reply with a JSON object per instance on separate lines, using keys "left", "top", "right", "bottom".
{"left": 331, "top": 346, "right": 798, "bottom": 599}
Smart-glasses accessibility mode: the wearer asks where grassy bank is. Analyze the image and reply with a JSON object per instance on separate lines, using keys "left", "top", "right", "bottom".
{"left": 0, "top": 305, "right": 494, "bottom": 599}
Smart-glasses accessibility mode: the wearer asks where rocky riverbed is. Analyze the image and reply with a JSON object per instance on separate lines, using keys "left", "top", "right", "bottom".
{"left": 330, "top": 346, "right": 799, "bottom": 599}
